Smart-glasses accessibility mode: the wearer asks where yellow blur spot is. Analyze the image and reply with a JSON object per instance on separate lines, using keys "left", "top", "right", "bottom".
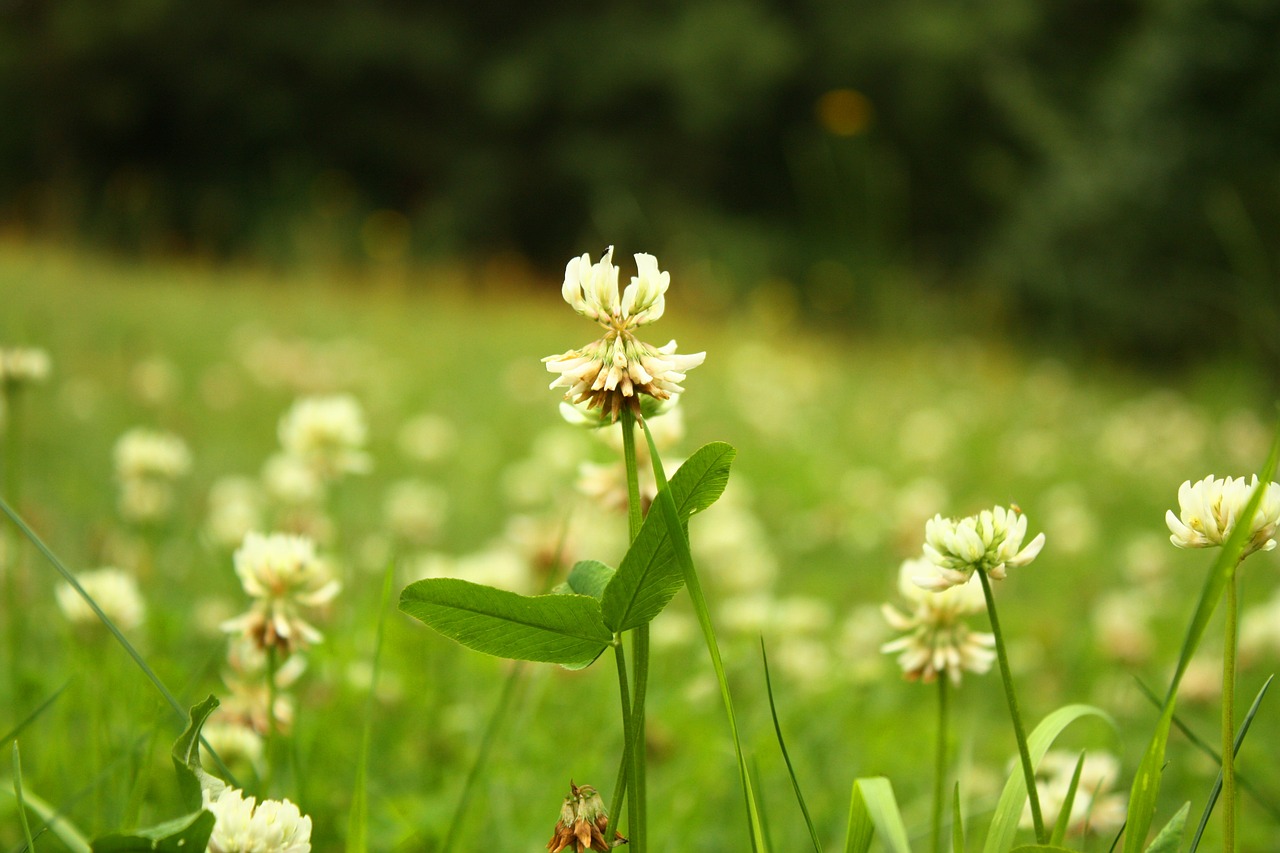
{"left": 360, "top": 209, "right": 411, "bottom": 263}
{"left": 816, "top": 88, "right": 873, "bottom": 137}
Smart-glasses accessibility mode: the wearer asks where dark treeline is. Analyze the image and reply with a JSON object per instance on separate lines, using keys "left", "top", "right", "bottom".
{"left": 2, "top": 0, "right": 1278, "bottom": 360}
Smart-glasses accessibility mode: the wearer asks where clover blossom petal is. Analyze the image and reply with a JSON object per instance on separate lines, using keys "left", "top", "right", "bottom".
{"left": 916, "top": 505, "right": 1045, "bottom": 590}
{"left": 1165, "top": 474, "right": 1279, "bottom": 559}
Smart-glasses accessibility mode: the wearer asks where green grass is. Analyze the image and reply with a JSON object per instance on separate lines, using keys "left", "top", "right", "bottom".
{"left": 0, "top": 240, "right": 1277, "bottom": 851}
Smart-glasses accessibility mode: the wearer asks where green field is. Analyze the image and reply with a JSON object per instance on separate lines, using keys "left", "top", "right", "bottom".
{"left": 1, "top": 242, "right": 1277, "bottom": 851}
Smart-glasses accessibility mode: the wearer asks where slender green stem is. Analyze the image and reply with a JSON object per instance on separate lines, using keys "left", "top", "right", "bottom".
{"left": 643, "top": 423, "right": 767, "bottom": 851}
{"left": 976, "top": 569, "right": 1045, "bottom": 843}
{"left": 619, "top": 408, "right": 647, "bottom": 853}
{"left": 933, "top": 675, "right": 949, "bottom": 853}
{"left": 14, "top": 741, "right": 37, "bottom": 853}
{"left": 264, "top": 645, "right": 280, "bottom": 796}
{"left": 607, "top": 636, "right": 637, "bottom": 849}
{"left": 440, "top": 661, "right": 524, "bottom": 853}
{"left": 1222, "top": 564, "right": 1239, "bottom": 853}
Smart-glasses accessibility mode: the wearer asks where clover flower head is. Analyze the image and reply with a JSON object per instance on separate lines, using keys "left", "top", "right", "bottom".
{"left": 222, "top": 532, "right": 340, "bottom": 655}
{"left": 544, "top": 247, "right": 703, "bottom": 421}
{"left": 1165, "top": 474, "right": 1280, "bottom": 559}
{"left": 278, "top": 394, "right": 371, "bottom": 480}
{"left": 204, "top": 787, "right": 312, "bottom": 853}
{"left": 0, "top": 347, "right": 51, "bottom": 386}
{"left": 881, "top": 557, "right": 994, "bottom": 685}
{"left": 546, "top": 781, "right": 624, "bottom": 853}
{"left": 916, "top": 505, "right": 1045, "bottom": 591}
{"left": 55, "top": 567, "right": 146, "bottom": 632}
{"left": 114, "top": 428, "right": 192, "bottom": 482}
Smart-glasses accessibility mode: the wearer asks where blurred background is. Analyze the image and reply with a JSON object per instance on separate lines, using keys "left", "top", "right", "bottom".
{"left": 2, "top": 0, "right": 1279, "bottom": 369}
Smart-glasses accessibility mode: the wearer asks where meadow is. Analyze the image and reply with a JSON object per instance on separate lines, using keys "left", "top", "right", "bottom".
{"left": 1, "top": 240, "right": 1277, "bottom": 852}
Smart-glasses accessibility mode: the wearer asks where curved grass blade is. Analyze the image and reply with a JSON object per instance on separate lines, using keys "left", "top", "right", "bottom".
{"left": 982, "top": 704, "right": 1113, "bottom": 853}
{"left": 845, "top": 777, "right": 910, "bottom": 853}
{"left": 2, "top": 784, "right": 91, "bottom": 853}
{"left": 601, "top": 442, "right": 735, "bottom": 633}
{"left": 1188, "top": 674, "right": 1274, "bottom": 853}
{"left": 1123, "top": 423, "right": 1279, "bottom": 853}
{"left": 14, "top": 741, "right": 37, "bottom": 853}
{"left": 347, "top": 560, "right": 396, "bottom": 853}
{"left": 400, "top": 578, "right": 611, "bottom": 668}
{"left": 761, "top": 640, "right": 823, "bottom": 853}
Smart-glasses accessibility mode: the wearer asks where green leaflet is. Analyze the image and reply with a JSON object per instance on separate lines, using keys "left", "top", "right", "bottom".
{"left": 601, "top": 441, "right": 735, "bottom": 632}
{"left": 399, "top": 578, "right": 612, "bottom": 669}
{"left": 90, "top": 811, "right": 216, "bottom": 853}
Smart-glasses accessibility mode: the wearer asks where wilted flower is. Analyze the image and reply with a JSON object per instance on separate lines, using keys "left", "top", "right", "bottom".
{"left": 543, "top": 247, "right": 704, "bottom": 421}
{"left": 916, "top": 505, "right": 1045, "bottom": 591}
{"left": 1165, "top": 474, "right": 1280, "bottom": 559}
{"left": 278, "top": 394, "right": 371, "bottom": 480}
{"left": 55, "top": 567, "right": 146, "bottom": 631}
{"left": 0, "top": 347, "right": 51, "bottom": 386}
{"left": 546, "top": 781, "right": 625, "bottom": 852}
{"left": 221, "top": 532, "right": 340, "bottom": 655}
{"left": 204, "top": 787, "right": 312, "bottom": 853}
{"left": 882, "top": 557, "right": 994, "bottom": 685}
{"left": 1020, "top": 751, "right": 1126, "bottom": 837}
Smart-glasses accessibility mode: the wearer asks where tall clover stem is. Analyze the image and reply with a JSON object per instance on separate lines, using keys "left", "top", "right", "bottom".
{"left": 609, "top": 636, "right": 637, "bottom": 850}
{"left": 1222, "top": 562, "right": 1240, "bottom": 853}
{"left": 264, "top": 644, "right": 280, "bottom": 795}
{"left": 976, "top": 569, "right": 1045, "bottom": 843}
{"left": 932, "top": 675, "right": 949, "bottom": 853}
{"left": 619, "top": 407, "right": 647, "bottom": 852}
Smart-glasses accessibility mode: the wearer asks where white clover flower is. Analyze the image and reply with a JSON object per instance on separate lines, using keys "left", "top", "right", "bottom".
{"left": 0, "top": 347, "right": 51, "bottom": 385}
{"left": 916, "top": 505, "right": 1046, "bottom": 591}
{"left": 114, "top": 428, "right": 192, "bottom": 482}
{"left": 221, "top": 532, "right": 340, "bottom": 655}
{"left": 55, "top": 567, "right": 146, "bottom": 631}
{"left": 261, "top": 453, "right": 325, "bottom": 506}
{"left": 204, "top": 787, "right": 312, "bottom": 853}
{"left": 544, "top": 247, "right": 705, "bottom": 421}
{"left": 1165, "top": 474, "right": 1280, "bottom": 558}
{"left": 882, "top": 557, "right": 995, "bottom": 685}
{"left": 278, "top": 394, "right": 371, "bottom": 480}
{"left": 201, "top": 720, "right": 264, "bottom": 776}
{"left": 206, "top": 477, "right": 266, "bottom": 549}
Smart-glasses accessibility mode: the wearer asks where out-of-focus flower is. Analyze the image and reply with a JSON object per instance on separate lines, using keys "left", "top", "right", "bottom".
{"left": 1020, "top": 751, "right": 1126, "bottom": 838}
{"left": 916, "top": 505, "right": 1045, "bottom": 591}
{"left": 882, "top": 557, "right": 994, "bottom": 685}
{"left": 261, "top": 454, "right": 325, "bottom": 507}
{"left": 220, "top": 637, "right": 304, "bottom": 733}
{"left": 383, "top": 479, "right": 448, "bottom": 544}
{"left": 544, "top": 247, "right": 704, "bottom": 421}
{"left": 546, "top": 781, "right": 623, "bottom": 853}
{"left": 1092, "top": 590, "right": 1154, "bottom": 665}
{"left": 221, "top": 532, "right": 340, "bottom": 655}
{"left": 397, "top": 412, "right": 458, "bottom": 463}
{"left": 206, "top": 477, "right": 266, "bottom": 549}
{"left": 55, "top": 567, "right": 145, "bottom": 631}
{"left": 1165, "top": 475, "right": 1280, "bottom": 559}
{"left": 278, "top": 394, "right": 371, "bottom": 480}
{"left": 204, "top": 787, "right": 312, "bottom": 853}
{"left": 201, "top": 720, "right": 264, "bottom": 777}
{"left": 0, "top": 347, "right": 51, "bottom": 386}
{"left": 114, "top": 428, "right": 191, "bottom": 524}
{"left": 130, "top": 356, "right": 182, "bottom": 406}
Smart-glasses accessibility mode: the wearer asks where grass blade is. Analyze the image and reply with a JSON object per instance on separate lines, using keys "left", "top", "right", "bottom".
{"left": 761, "top": 640, "right": 823, "bottom": 853}
{"left": 952, "top": 783, "right": 965, "bottom": 853}
{"left": 2, "top": 785, "right": 91, "bottom": 853}
{"left": 1145, "top": 802, "right": 1190, "bottom": 853}
{"left": 1122, "top": 422, "right": 1280, "bottom": 853}
{"left": 982, "top": 704, "right": 1112, "bottom": 853}
{"left": 14, "top": 742, "right": 37, "bottom": 853}
{"left": 1048, "top": 752, "right": 1085, "bottom": 846}
{"left": 1188, "top": 674, "right": 1274, "bottom": 853}
{"left": 844, "top": 777, "right": 910, "bottom": 853}
{"left": 347, "top": 560, "right": 397, "bottom": 853}
{"left": 1, "top": 683, "right": 68, "bottom": 751}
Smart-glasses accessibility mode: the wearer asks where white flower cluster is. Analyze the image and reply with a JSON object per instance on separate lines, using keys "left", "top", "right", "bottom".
{"left": 221, "top": 532, "right": 340, "bottom": 656}
{"left": 1020, "top": 751, "right": 1126, "bottom": 837}
{"left": 55, "top": 567, "right": 146, "bottom": 632}
{"left": 0, "top": 347, "right": 51, "bottom": 386}
{"left": 1165, "top": 474, "right": 1280, "bottom": 559}
{"left": 277, "top": 394, "right": 371, "bottom": 481}
{"left": 204, "top": 787, "right": 312, "bottom": 853}
{"left": 882, "top": 557, "right": 994, "bottom": 685}
{"left": 114, "top": 428, "right": 192, "bottom": 524}
{"left": 544, "top": 248, "right": 704, "bottom": 421}
{"left": 915, "top": 505, "right": 1046, "bottom": 591}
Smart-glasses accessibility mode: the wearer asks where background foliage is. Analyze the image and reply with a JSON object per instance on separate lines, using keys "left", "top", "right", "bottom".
{"left": 2, "top": 0, "right": 1278, "bottom": 361}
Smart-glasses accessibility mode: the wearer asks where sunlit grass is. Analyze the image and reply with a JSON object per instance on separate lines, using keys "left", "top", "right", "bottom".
{"left": 0, "top": 240, "right": 1277, "bottom": 851}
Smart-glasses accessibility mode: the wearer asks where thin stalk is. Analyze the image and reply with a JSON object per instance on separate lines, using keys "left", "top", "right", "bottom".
{"left": 1222, "top": 565, "right": 1239, "bottom": 853}
{"left": 439, "top": 661, "right": 525, "bottom": 853}
{"left": 976, "top": 569, "right": 1045, "bottom": 843}
{"left": 620, "top": 408, "right": 647, "bottom": 853}
{"left": 264, "top": 645, "right": 280, "bottom": 796}
{"left": 933, "top": 675, "right": 949, "bottom": 853}
{"left": 607, "top": 636, "right": 637, "bottom": 850}
{"left": 3, "top": 384, "right": 27, "bottom": 701}
{"left": 643, "top": 423, "right": 767, "bottom": 851}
